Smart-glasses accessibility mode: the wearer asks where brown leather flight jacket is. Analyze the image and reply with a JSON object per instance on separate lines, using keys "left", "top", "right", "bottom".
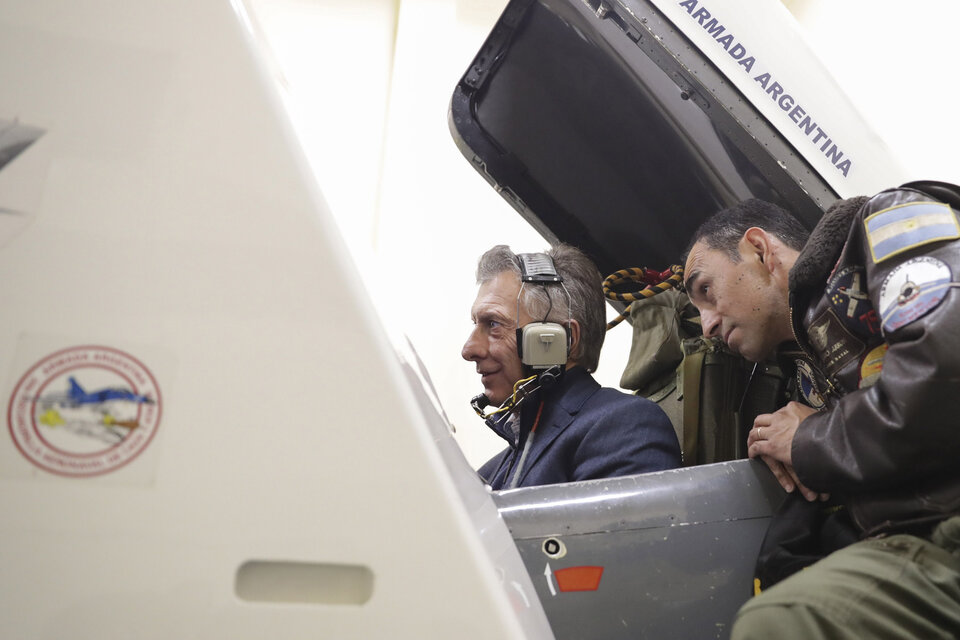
{"left": 786, "top": 184, "right": 960, "bottom": 537}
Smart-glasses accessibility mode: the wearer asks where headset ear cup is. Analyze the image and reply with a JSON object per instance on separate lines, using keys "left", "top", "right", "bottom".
{"left": 518, "top": 323, "right": 567, "bottom": 367}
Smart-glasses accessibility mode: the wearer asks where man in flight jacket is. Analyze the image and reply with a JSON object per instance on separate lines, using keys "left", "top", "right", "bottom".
{"left": 684, "top": 184, "right": 960, "bottom": 639}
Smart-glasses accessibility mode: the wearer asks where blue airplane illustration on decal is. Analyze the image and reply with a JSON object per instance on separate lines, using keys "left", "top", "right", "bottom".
{"left": 66, "top": 377, "right": 153, "bottom": 406}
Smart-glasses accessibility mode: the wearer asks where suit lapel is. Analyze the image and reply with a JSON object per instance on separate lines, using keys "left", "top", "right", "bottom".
{"left": 513, "top": 368, "right": 599, "bottom": 486}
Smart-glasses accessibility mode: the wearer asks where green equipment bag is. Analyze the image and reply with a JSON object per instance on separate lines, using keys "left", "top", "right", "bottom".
{"left": 617, "top": 288, "right": 785, "bottom": 466}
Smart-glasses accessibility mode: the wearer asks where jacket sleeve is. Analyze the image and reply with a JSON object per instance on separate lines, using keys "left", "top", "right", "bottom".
{"left": 793, "top": 188, "right": 960, "bottom": 492}
{"left": 570, "top": 396, "right": 681, "bottom": 481}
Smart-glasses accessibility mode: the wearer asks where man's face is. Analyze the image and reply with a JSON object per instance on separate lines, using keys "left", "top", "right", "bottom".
{"left": 684, "top": 240, "right": 791, "bottom": 362}
{"left": 462, "top": 271, "right": 532, "bottom": 406}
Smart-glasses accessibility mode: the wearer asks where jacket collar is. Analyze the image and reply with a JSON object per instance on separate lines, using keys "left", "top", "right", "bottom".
{"left": 547, "top": 366, "right": 599, "bottom": 417}
{"left": 485, "top": 366, "right": 597, "bottom": 447}
{"left": 788, "top": 195, "right": 868, "bottom": 295}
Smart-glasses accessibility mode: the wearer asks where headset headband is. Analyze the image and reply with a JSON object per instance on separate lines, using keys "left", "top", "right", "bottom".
{"left": 515, "top": 252, "right": 573, "bottom": 367}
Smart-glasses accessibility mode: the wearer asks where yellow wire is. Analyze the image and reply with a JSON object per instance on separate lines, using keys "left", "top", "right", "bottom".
{"left": 483, "top": 374, "right": 538, "bottom": 417}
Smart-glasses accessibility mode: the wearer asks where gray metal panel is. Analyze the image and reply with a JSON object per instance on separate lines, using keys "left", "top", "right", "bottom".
{"left": 598, "top": 0, "right": 837, "bottom": 216}
{"left": 449, "top": 0, "right": 837, "bottom": 279}
{"left": 493, "top": 460, "right": 786, "bottom": 639}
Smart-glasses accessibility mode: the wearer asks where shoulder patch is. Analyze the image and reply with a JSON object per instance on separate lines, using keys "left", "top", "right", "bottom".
{"left": 827, "top": 266, "right": 879, "bottom": 336}
{"left": 878, "top": 256, "right": 952, "bottom": 334}
{"left": 865, "top": 201, "right": 959, "bottom": 264}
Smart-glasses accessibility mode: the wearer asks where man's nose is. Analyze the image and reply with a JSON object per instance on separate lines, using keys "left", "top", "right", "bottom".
{"left": 461, "top": 326, "right": 486, "bottom": 362}
{"left": 700, "top": 309, "right": 722, "bottom": 338}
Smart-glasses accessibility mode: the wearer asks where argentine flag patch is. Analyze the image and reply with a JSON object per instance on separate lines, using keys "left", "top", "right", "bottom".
{"left": 865, "top": 201, "right": 959, "bottom": 264}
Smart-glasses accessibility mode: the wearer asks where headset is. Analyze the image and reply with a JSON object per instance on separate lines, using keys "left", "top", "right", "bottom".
{"left": 515, "top": 253, "right": 572, "bottom": 382}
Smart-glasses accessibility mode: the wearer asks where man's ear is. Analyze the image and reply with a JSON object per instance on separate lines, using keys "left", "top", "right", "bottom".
{"left": 566, "top": 319, "right": 581, "bottom": 364}
{"left": 742, "top": 227, "right": 777, "bottom": 274}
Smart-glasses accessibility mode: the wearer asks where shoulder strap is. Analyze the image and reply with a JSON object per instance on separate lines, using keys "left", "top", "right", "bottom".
{"left": 680, "top": 348, "right": 707, "bottom": 465}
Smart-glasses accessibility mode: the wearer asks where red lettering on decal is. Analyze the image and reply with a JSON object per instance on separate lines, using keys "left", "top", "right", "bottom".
{"left": 860, "top": 309, "right": 880, "bottom": 334}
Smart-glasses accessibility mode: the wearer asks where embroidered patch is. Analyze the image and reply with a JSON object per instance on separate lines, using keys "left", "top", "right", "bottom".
{"left": 827, "top": 266, "right": 879, "bottom": 336}
{"left": 859, "top": 343, "right": 888, "bottom": 389}
{"left": 865, "top": 201, "right": 960, "bottom": 264}
{"left": 795, "top": 359, "right": 825, "bottom": 410}
{"left": 807, "top": 310, "right": 865, "bottom": 377}
{"left": 878, "top": 256, "right": 952, "bottom": 334}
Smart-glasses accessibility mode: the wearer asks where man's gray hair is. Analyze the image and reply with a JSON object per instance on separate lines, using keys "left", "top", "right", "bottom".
{"left": 476, "top": 244, "right": 606, "bottom": 372}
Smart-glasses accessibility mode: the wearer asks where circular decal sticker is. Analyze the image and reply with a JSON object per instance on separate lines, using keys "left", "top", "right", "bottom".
{"left": 878, "top": 257, "right": 952, "bottom": 334}
{"left": 795, "top": 359, "right": 825, "bottom": 410}
{"left": 7, "top": 346, "right": 161, "bottom": 477}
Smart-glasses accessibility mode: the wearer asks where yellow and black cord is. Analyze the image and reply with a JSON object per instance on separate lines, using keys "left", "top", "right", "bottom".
{"left": 602, "top": 265, "right": 685, "bottom": 330}
{"left": 472, "top": 374, "right": 538, "bottom": 420}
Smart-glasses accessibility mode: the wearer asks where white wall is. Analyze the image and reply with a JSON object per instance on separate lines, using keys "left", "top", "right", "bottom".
{"left": 782, "top": 0, "right": 960, "bottom": 184}
{"left": 248, "top": 0, "right": 960, "bottom": 469}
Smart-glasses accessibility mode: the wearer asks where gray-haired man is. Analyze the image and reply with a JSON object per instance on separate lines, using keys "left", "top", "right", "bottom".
{"left": 462, "top": 243, "right": 680, "bottom": 490}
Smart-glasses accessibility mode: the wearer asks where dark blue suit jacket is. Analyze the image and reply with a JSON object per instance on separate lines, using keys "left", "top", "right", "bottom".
{"left": 478, "top": 367, "right": 680, "bottom": 490}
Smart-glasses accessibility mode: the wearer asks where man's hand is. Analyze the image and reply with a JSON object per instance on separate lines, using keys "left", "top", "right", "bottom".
{"left": 748, "top": 402, "right": 827, "bottom": 502}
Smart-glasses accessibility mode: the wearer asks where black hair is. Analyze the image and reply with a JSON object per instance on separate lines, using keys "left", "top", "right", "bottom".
{"left": 685, "top": 198, "right": 810, "bottom": 262}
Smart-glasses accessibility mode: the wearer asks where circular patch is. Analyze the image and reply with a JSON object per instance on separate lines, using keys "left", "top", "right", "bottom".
{"left": 795, "top": 359, "right": 825, "bottom": 410}
{"left": 7, "top": 345, "right": 162, "bottom": 477}
{"left": 878, "top": 257, "right": 952, "bottom": 334}
{"left": 859, "top": 343, "right": 888, "bottom": 389}
{"left": 827, "top": 266, "right": 878, "bottom": 336}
